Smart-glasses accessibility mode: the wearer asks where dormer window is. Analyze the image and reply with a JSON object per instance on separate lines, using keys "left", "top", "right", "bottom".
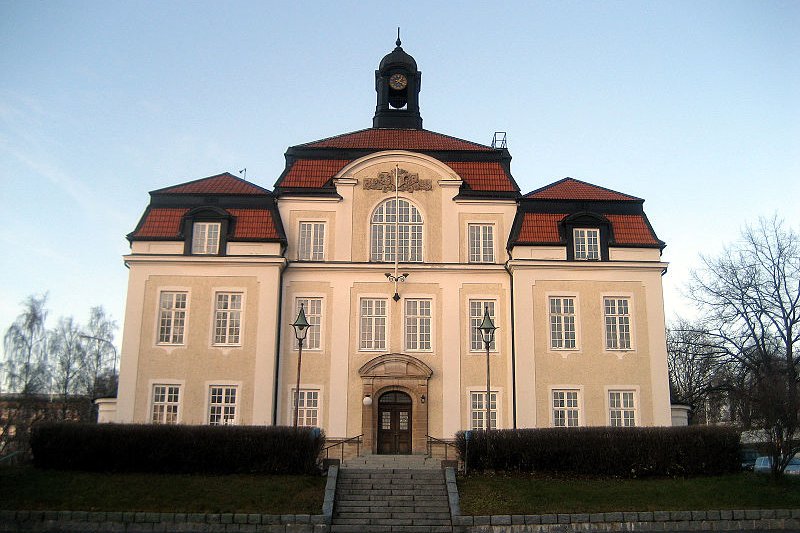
{"left": 192, "top": 222, "right": 221, "bottom": 254}
{"left": 573, "top": 228, "right": 600, "bottom": 260}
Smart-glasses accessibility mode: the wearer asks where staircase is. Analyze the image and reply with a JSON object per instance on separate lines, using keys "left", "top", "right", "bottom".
{"left": 331, "top": 454, "right": 453, "bottom": 533}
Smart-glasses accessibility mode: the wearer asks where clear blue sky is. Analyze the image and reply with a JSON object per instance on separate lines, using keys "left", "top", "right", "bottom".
{"left": 1, "top": 1, "right": 798, "bottom": 346}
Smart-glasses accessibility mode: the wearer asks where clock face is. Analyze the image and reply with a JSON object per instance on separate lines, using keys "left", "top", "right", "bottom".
{"left": 389, "top": 73, "right": 408, "bottom": 90}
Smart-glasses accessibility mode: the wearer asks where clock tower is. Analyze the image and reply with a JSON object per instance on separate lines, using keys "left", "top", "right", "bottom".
{"left": 373, "top": 36, "right": 422, "bottom": 129}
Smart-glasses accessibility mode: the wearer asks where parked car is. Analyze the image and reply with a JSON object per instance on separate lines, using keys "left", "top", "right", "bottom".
{"left": 753, "top": 455, "right": 800, "bottom": 474}
{"left": 740, "top": 449, "right": 759, "bottom": 471}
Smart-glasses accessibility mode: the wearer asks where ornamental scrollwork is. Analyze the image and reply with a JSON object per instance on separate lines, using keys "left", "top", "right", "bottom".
{"left": 363, "top": 168, "right": 432, "bottom": 193}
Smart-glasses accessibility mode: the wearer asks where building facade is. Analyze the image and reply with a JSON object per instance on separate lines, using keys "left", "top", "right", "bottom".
{"left": 114, "top": 41, "right": 671, "bottom": 453}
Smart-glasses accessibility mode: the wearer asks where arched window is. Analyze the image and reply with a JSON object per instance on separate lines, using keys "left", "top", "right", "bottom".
{"left": 371, "top": 198, "right": 423, "bottom": 262}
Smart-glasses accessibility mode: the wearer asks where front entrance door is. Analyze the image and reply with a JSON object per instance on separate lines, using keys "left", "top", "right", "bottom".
{"left": 377, "top": 391, "right": 412, "bottom": 454}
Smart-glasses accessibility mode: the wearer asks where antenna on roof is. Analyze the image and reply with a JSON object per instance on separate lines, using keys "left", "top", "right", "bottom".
{"left": 239, "top": 168, "right": 247, "bottom": 181}
{"left": 492, "top": 132, "right": 507, "bottom": 149}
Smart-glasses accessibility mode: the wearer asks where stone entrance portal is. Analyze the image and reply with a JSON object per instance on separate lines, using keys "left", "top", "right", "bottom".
{"left": 358, "top": 353, "right": 432, "bottom": 454}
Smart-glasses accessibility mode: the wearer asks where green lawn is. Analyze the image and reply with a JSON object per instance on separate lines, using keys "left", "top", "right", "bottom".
{"left": 0, "top": 467, "right": 326, "bottom": 514}
{"left": 458, "top": 472, "right": 800, "bottom": 515}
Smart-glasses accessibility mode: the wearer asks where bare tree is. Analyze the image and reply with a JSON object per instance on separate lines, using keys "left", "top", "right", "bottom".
{"left": 3, "top": 294, "right": 49, "bottom": 394}
{"left": 49, "top": 316, "right": 86, "bottom": 419}
{"left": 80, "top": 306, "right": 117, "bottom": 400}
{"left": 666, "top": 320, "right": 723, "bottom": 423}
{"left": 689, "top": 216, "right": 800, "bottom": 475}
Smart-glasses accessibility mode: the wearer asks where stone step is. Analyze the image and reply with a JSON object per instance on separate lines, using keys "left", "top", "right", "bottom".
{"left": 330, "top": 526, "right": 452, "bottom": 533}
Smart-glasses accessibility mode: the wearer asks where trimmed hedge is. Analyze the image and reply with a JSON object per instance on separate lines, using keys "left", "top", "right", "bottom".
{"left": 31, "top": 423, "right": 325, "bottom": 475}
{"left": 455, "top": 426, "right": 740, "bottom": 477}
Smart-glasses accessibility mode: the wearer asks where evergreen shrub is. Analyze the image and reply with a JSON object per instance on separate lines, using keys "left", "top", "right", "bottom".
{"left": 31, "top": 423, "right": 325, "bottom": 474}
{"left": 455, "top": 426, "right": 740, "bottom": 477}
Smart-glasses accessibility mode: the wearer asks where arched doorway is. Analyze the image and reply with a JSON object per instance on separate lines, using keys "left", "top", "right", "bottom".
{"left": 377, "top": 391, "right": 412, "bottom": 454}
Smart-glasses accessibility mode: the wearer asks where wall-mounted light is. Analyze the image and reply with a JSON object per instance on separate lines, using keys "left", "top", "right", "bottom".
{"left": 420, "top": 394, "right": 426, "bottom": 404}
{"left": 363, "top": 394, "right": 373, "bottom": 406}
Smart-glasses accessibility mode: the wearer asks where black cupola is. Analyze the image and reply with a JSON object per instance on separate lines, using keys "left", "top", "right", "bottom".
{"left": 373, "top": 35, "right": 422, "bottom": 129}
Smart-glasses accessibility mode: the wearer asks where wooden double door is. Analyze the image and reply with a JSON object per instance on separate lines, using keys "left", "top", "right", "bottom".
{"left": 377, "top": 391, "right": 412, "bottom": 454}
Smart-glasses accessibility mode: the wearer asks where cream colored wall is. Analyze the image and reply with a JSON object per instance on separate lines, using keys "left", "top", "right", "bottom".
{"left": 276, "top": 152, "right": 518, "bottom": 441}
{"left": 509, "top": 256, "right": 672, "bottom": 428}
{"left": 116, "top": 254, "right": 284, "bottom": 425}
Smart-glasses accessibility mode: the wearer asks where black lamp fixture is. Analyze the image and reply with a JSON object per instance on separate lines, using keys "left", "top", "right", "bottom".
{"left": 291, "top": 303, "right": 311, "bottom": 428}
{"left": 478, "top": 306, "right": 497, "bottom": 430}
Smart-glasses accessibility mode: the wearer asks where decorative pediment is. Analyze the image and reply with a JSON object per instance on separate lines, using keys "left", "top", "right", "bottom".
{"left": 358, "top": 353, "right": 433, "bottom": 379}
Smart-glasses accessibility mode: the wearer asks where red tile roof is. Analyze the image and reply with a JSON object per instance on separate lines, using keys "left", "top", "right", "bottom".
{"left": 155, "top": 173, "right": 268, "bottom": 195}
{"left": 131, "top": 207, "right": 281, "bottom": 241}
{"left": 300, "top": 128, "right": 494, "bottom": 151}
{"left": 605, "top": 214, "right": 659, "bottom": 245}
{"left": 280, "top": 159, "right": 350, "bottom": 188}
{"left": 278, "top": 159, "right": 515, "bottom": 192}
{"left": 515, "top": 212, "right": 660, "bottom": 246}
{"left": 517, "top": 213, "right": 566, "bottom": 244}
{"left": 228, "top": 208, "right": 281, "bottom": 240}
{"left": 445, "top": 162, "right": 515, "bottom": 192}
{"left": 525, "top": 178, "right": 640, "bottom": 201}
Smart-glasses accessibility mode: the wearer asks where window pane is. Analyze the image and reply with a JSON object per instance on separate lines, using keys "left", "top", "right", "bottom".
{"left": 371, "top": 199, "right": 423, "bottom": 262}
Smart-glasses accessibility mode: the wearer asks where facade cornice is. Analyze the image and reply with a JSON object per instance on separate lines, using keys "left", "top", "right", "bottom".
{"left": 505, "top": 258, "right": 668, "bottom": 274}
{"left": 276, "top": 195, "right": 343, "bottom": 204}
{"left": 123, "top": 255, "right": 287, "bottom": 267}
{"left": 285, "top": 261, "right": 509, "bottom": 274}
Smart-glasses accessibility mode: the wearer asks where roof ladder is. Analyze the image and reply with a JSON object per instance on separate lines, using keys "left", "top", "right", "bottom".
{"left": 492, "top": 132, "right": 507, "bottom": 149}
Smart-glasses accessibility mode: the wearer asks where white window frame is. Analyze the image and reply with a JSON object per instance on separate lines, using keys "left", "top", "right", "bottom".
{"left": 294, "top": 297, "right": 322, "bottom": 350}
{"left": 404, "top": 298, "right": 432, "bottom": 352}
{"left": 551, "top": 388, "right": 582, "bottom": 427}
{"left": 604, "top": 297, "right": 633, "bottom": 350}
{"left": 192, "top": 221, "right": 221, "bottom": 255}
{"left": 469, "top": 299, "right": 497, "bottom": 352}
{"left": 207, "top": 384, "right": 239, "bottom": 425}
{"left": 573, "top": 228, "right": 600, "bottom": 260}
{"left": 468, "top": 223, "right": 495, "bottom": 263}
{"left": 607, "top": 389, "right": 637, "bottom": 427}
{"left": 150, "top": 383, "right": 182, "bottom": 424}
{"left": 290, "top": 388, "right": 321, "bottom": 427}
{"left": 213, "top": 292, "right": 243, "bottom": 346}
{"left": 359, "top": 298, "right": 388, "bottom": 351}
{"left": 157, "top": 291, "right": 188, "bottom": 345}
{"left": 549, "top": 296, "right": 578, "bottom": 350}
{"left": 469, "top": 390, "right": 499, "bottom": 430}
{"left": 370, "top": 198, "right": 423, "bottom": 263}
{"left": 298, "top": 221, "right": 325, "bottom": 261}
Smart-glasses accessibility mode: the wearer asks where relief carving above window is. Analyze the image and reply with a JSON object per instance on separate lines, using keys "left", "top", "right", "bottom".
{"left": 363, "top": 168, "right": 432, "bottom": 193}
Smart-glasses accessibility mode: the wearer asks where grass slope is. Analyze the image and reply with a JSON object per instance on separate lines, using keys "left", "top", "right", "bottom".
{"left": 458, "top": 473, "right": 800, "bottom": 515}
{"left": 0, "top": 467, "right": 326, "bottom": 514}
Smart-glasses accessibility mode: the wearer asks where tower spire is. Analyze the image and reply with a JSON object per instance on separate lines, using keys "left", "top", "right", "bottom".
{"left": 396, "top": 27, "right": 401, "bottom": 47}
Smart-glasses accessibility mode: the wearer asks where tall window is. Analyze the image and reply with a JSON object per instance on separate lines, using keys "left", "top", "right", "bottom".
{"left": 468, "top": 224, "right": 494, "bottom": 263}
{"left": 208, "top": 385, "right": 237, "bottom": 425}
{"left": 405, "top": 299, "right": 431, "bottom": 351}
{"left": 298, "top": 222, "right": 325, "bottom": 261}
{"left": 549, "top": 297, "right": 576, "bottom": 349}
{"left": 151, "top": 384, "right": 180, "bottom": 424}
{"left": 573, "top": 228, "right": 599, "bottom": 260}
{"left": 605, "top": 298, "right": 632, "bottom": 350}
{"left": 470, "top": 391, "right": 497, "bottom": 430}
{"left": 371, "top": 198, "right": 423, "bottom": 262}
{"left": 360, "top": 298, "right": 387, "bottom": 350}
{"left": 192, "top": 222, "right": 221, "bottom": 254}
{"left": 214, "top": 292, "right": 242, "bottom": 345}
{"left": 295, "top": 298, "right": 322, "bottom": 350}
{"left": 609, "top": 390, "right": 636, "bottom": 427}
{"left": 158, "top": 292, "right": 187, "bottom": 344}
{"left": 292, "top": 389, "right": 320, "bottom": 427}
{"left": 470, "top": 300, "right": 496, "bottom": 351}
{"left": 552, "top": 390, "right": 580, "bottom": 427}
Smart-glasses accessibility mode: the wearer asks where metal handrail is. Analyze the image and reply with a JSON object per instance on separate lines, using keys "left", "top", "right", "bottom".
{"left": 323, "top": 434, "right": 363, "bottom": 463}
{"left": 426, "top": 434, "right": 458, "bottom": 461}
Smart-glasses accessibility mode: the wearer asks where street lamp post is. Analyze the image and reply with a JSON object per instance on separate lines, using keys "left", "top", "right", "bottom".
{"left": 478, "top": 307, "right": 497, "bottom": 431}
{"left": 291, "top": 303, "right": 311, "bottom": 428}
